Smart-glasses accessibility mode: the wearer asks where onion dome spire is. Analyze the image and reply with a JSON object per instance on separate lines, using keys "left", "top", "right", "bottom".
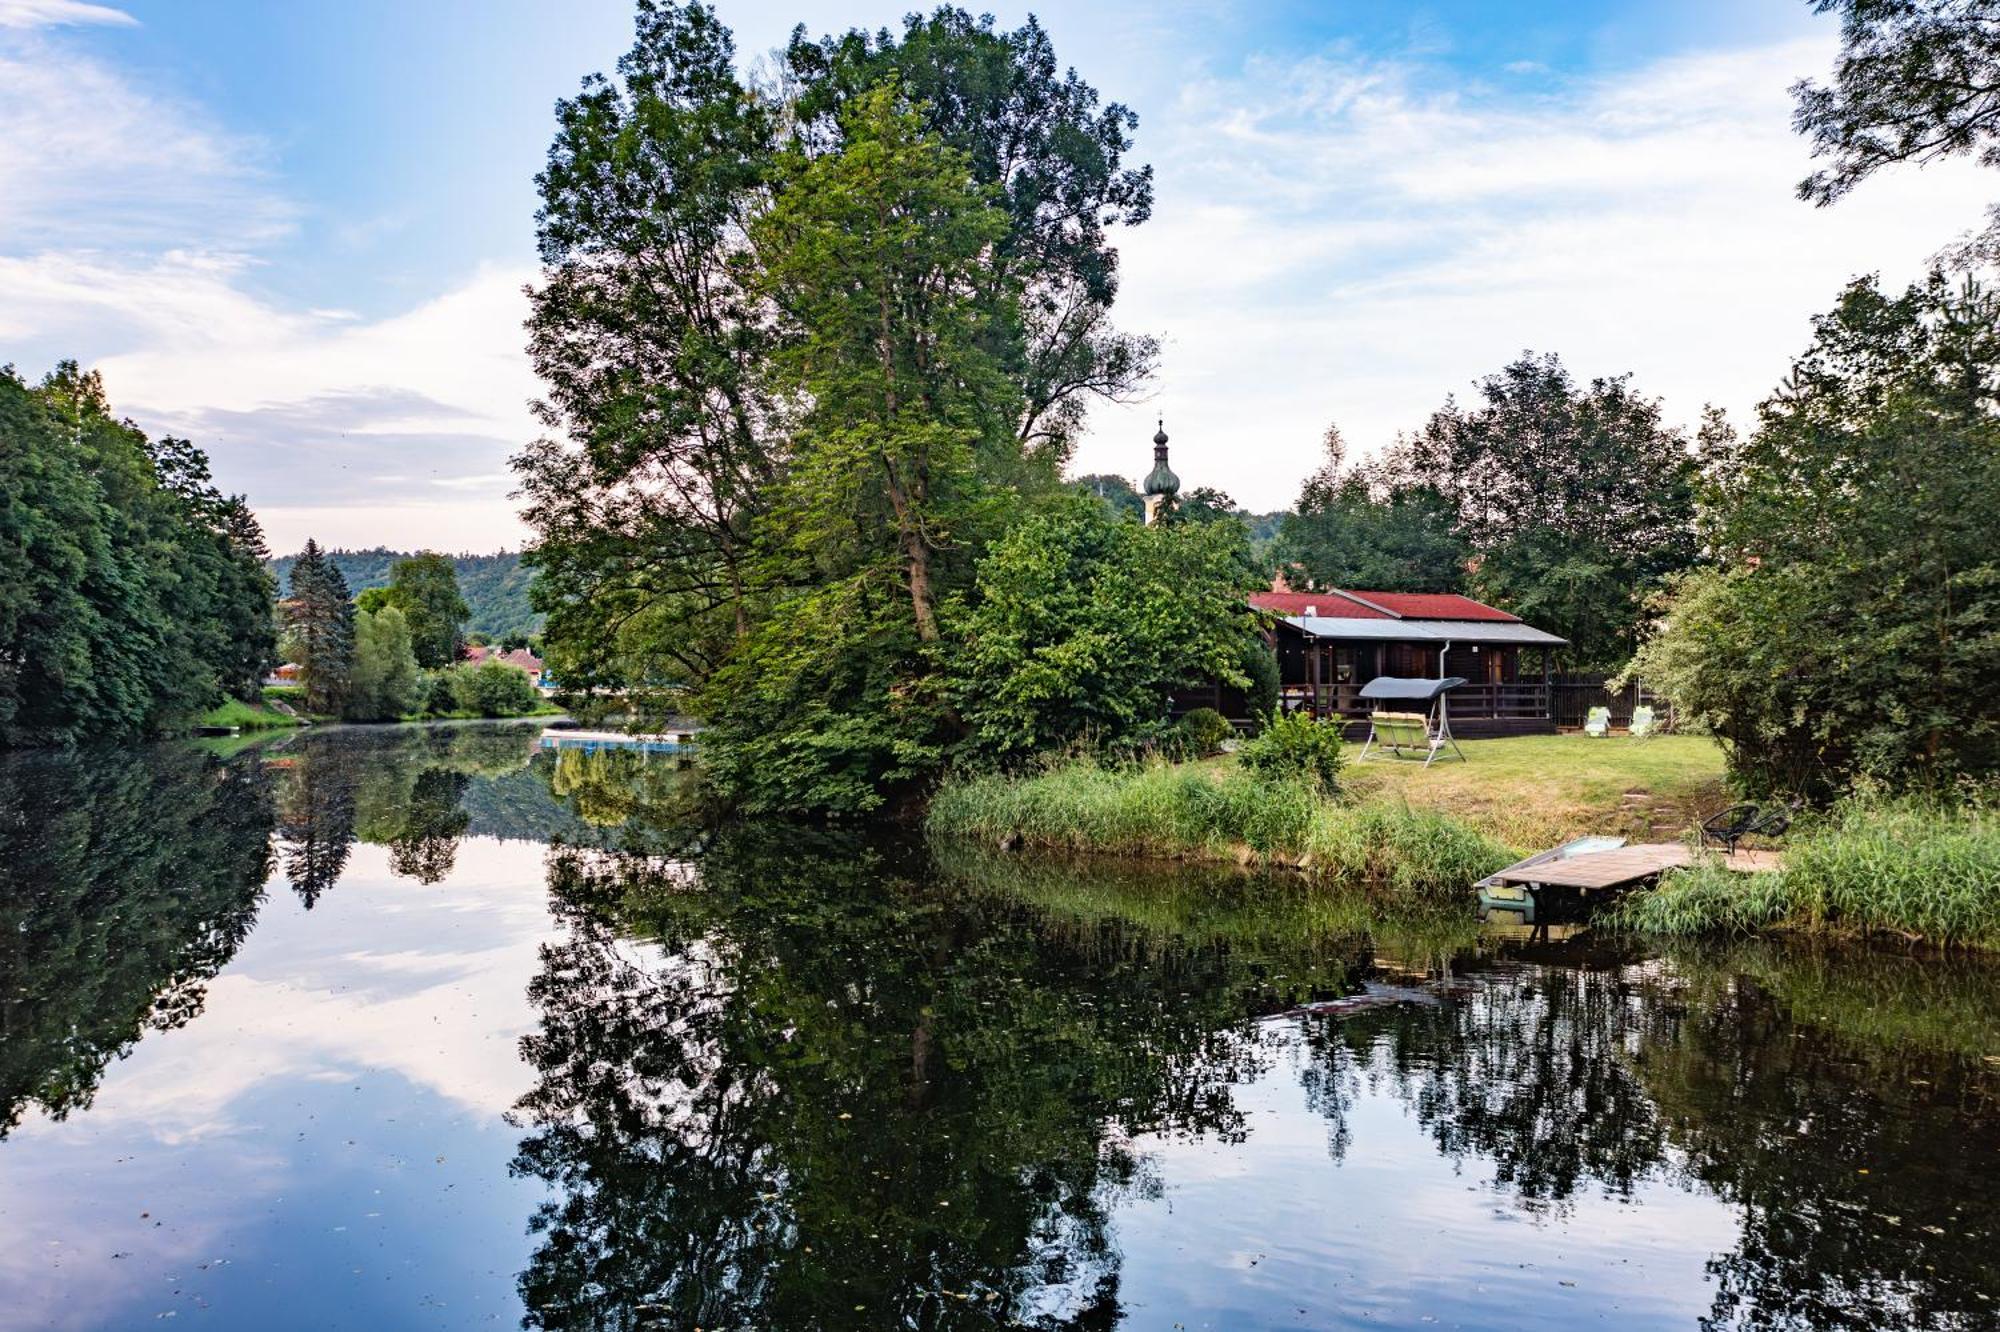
{"left": 1142, "top": 418, "right": 1179, "bottom": 500}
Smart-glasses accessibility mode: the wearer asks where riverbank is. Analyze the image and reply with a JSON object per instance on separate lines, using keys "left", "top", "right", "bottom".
{"left": 927, "top": 737, "right": 2000, "bottom": 950}
{"left": 1616, "top": 799, "right": 2000, "bottom": 950}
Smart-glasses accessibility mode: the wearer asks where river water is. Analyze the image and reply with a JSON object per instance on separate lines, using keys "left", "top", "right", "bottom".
{"left": 2, "top": 723, "right": 1997, "bottom": 1330}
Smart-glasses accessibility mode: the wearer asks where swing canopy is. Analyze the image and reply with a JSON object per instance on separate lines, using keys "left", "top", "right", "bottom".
{"left": 1358, "top": 676, "right": 1467, "bottom": 703}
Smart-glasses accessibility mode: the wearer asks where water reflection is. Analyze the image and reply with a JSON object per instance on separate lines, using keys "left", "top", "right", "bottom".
{"left": 1, "top": 727, "right": 1998, "bottom": 1329}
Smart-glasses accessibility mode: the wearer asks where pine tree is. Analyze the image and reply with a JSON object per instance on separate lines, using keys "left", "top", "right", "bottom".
{"left": 285, "top": 539, "right": 356, "bottom": 716}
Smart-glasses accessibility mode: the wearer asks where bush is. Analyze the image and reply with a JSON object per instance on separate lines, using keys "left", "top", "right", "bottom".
{"left": 443, "top": 663, "right": 541, "bottom": 718}
{"left": 1178, "top": 708, "right": 1234, "bottom": 757}
{"left": 1237, "top": 710, "right": 1345, "bottom": 792}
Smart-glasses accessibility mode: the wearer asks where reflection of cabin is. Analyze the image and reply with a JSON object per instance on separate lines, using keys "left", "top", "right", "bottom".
{"left": 1255, "top": 587, "right": 1567, "bottom": 736}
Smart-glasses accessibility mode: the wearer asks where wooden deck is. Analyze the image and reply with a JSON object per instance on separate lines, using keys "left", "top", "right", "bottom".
{"left": 1491, "top": 842, "right": 1782, "bottom": 890}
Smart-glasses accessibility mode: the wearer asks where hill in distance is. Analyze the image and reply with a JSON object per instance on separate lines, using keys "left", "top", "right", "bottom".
{"left": 268, "top": 547, "right": 542, "bottom": 642}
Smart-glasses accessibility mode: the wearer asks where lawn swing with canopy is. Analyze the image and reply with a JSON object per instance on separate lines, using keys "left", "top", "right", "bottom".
{"left": 1356, "top": 676, "right": 1468, "bottom": 767}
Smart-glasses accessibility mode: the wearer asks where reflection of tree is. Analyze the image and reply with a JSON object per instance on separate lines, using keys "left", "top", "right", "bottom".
{"left": 275, "top": 747, "right": 359, "bottom": 908}
{"left": 1638, "top": 953, "right": 2000, "bottom": 1331}
{"left": 1308, "top": 965, "right": 1673, "bottom": 1204}
{"left": 387, "top": 768, "right": 471, "bottom": 883}
{"left": 510, "top": 829, "right": 1368, "bottom": 1331}
{"left": 0, "top": 747, "right": 273, "bottom": 1136}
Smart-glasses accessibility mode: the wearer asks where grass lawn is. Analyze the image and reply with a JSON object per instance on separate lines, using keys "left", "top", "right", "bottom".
{"left": 1333, "top": 732, "right": 1730, "bottom": 850}
{"left": 196, "top": 695, "right": 306, "bottom": 731}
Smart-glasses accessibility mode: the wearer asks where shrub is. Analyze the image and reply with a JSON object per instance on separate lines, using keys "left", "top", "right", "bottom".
{"left": 444, "top": 662, "right": 541, "bottom": 718}
{"left": 1237, "top": 710, "right": 1345, "bottom": 792}
{"left": 1178, "top": 708, "right": 1234, "bottom": 757}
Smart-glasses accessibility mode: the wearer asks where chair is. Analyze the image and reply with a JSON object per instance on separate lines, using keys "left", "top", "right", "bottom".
{"left": 1359, "top": 710, "right": 1465, "bottom": 767}
{"left": 1700, "top": 799, "right": 1800, "bottom": 853}
{"left": 1629, "top": 705, "right": 1658, "bottom": 738}
{"left": 1583, "top": 706, "right": 1611, "bottom": 738}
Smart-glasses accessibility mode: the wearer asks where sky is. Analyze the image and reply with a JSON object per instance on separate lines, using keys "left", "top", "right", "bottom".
{"left": 1, "top": 0, "right": 1991, "bottom": 554}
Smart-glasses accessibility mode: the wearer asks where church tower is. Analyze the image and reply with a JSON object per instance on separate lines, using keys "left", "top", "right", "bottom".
{"left": 1142, "top": 419, "right": 1179, "bottom": 525}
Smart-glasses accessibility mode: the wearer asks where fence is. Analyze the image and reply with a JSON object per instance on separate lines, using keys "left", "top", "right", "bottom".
{"left": 1550, "top": 675, "right": 1674, "bottom": 730}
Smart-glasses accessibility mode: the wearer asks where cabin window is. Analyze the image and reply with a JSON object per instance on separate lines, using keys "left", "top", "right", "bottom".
{"left": 1331, "top": 647, "right": 1360, "bottom": 684}
{"left": 1386, "top": 643, "right": 1433, "bottom": 677}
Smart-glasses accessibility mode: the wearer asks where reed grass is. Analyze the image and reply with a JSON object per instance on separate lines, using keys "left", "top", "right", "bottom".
{"left": 925, "top": 759, "right": 1514, "bottom": 903}
{"left": 1614, "top": 797, "right": 2000, "bottom": 948}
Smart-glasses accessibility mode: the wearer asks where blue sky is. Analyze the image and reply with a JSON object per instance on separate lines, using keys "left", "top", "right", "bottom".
{"left": 1, "top": 0, "right": 1989, "bottom": 551}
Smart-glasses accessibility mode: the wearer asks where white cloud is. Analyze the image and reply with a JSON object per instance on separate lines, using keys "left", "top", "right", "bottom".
{"left": 1073, "top": 35, "right": 1996, "bottom": 510}
{"left": 0, "top": 29, "right": 535, "bottom": 553}
{"left": 0, "top": 0, "right": 132, "bottom": 29}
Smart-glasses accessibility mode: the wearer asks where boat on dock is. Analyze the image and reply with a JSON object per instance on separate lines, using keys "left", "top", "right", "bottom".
{"left": 538, "top": 727, "right": 695, "bottom": 755}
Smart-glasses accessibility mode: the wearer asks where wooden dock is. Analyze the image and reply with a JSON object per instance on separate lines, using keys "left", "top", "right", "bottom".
{"left": 1490, "top": 842, "right": 1781, "bottom": 890}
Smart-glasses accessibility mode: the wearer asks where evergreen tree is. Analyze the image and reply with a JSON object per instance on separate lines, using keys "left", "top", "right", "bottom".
{"left": 285, "top": 539, "right": 356, "bottom": 717}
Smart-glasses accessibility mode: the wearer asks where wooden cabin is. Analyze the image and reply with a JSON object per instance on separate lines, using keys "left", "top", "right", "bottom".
{"left": 1184, "top": 586, "right": 1568, "bottom": 737}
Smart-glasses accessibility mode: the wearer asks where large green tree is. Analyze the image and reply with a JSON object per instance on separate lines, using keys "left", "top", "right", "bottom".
{"left": 1382, "top": 354, "right": 1699, "bottom": 668}
{"left": 381, "top": 551, "right": 470, "bottom": 668}
{"left": 698, "top": 86, "right": 1040, "bottom": 814}
{"left": 1795, "top": 0, "right": 2000, "bottom": 263}
{"left": 517, "top": 3, "right": 1154, "bottom": 717}
{"left": 1279, "top": 424, "right": 1471, "bottom": 593}
{"left": 949, "top": 496, "right": 1262, "bottom": 765}
{"left": 1629, "top": 273, "right": 2000, "bottom": 796}
{"left": 345, "top": 605, "right": 423, "bottom": 722}
{"left": 284, "top": 539, "right": 356, "bottom": 717}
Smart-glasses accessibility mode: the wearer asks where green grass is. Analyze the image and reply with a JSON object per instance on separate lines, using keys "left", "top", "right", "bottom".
{"left": 1615, "top": 798, "right": 2000, "bottom": 949}
{"left": 195, "top": 696, "right": 305, "bottom": 731}
{"left": 1337, "top": 733, "right": 1730, "bottom": 849}
{"left": 926, "top": 759, "right": 1514, "bottom": 904}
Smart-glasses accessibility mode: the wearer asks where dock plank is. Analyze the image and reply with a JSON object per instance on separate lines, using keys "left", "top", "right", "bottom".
{"left": 1493, "top": 843, "right": 1780, "bottom": 890}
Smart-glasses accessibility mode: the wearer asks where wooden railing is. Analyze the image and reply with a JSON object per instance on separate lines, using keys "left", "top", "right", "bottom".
{"left": 1280, "top": 682, "right": 1551, "bottom": 721}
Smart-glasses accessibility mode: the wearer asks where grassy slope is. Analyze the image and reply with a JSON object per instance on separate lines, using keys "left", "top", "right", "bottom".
{"left": 1337, "top": 734, "right": 1730, "bottom": 849}
{"left": 194, "top": 696, "right": 306, "bottom": 731}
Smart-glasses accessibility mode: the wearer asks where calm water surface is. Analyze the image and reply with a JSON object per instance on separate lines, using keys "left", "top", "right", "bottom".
{"left": 3, "top": 724, "right": 1998, "bottom": 1330}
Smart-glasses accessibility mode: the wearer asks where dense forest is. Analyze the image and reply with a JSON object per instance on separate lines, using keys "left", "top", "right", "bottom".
{"left": 0, "top": 363, "right": 275, "bottom": 746}
{"left": 269, "top": 547, "right": 542, "bottom": 641}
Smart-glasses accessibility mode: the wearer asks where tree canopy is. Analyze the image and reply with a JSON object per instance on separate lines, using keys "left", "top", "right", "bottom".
{"left": 1629, "top": 272, "right": 2000, "bottom": 795}
{"left": 518, "top": 2, "right": 1174, "bottom": 811}
{"left": 1376, "top": 354, "right": 1699, "bottom": 669}
{"left": 0, "top": 363, "right": 276, "bottom": 745}
{"left": 1795, "top": 0, "right": 2000, "bottom": 262}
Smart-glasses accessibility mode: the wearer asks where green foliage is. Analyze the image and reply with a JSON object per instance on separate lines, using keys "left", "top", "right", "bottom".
{"left": 1279, "top": 425, "right": 1470, "bottom": 593}
{"left": 1381, "top": 354, "right": 1699, "bottom": 669}
{"left": 1178, "top": 707, "right": 1234, "bottom": 757}
{"left": 272, "top": 548, "right": 541, "bottom": 641}
{"left": 1794, "top": 0, "right": 2000, "bottom": 263}
{"left": 444, "top": 662, "right": 543, "bottom": 718}
{"left": 0, "top": 363, "right": 275, "bottom": 745}
{"left": 283, "top": 539, "right": 355, "bottom": 717}
{"left": 515, "top": 5, "right": 1157, "bottom": 814}
{"left": 948, "top": 497, "right": 1261, "bottom": 766}
{"left": 1237, "top": 710, "right": 1346, "bottom": 792}
{"left": 925, "top": 760, "right": 1510, "bottom": 899}
{"left": 381, "top": 552, "right": 471, "bottom": 669}
{"left": 345, "top": 606, "right": 423, "bottom": 721}
{"left": 1630, "top": 274, "right": 2000, "bottom": 796}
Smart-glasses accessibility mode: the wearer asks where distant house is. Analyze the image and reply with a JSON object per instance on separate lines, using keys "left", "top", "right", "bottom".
{"left": 265, "top": 662, "right": 302, "bottom": 687}
{"left": 463, "top": 644, "right": 545, "bottom": 689}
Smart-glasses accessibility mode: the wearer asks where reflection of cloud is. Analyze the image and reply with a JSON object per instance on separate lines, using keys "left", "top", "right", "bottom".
{"left": 35, "top": 840, "right": 560, "bottom": 1145}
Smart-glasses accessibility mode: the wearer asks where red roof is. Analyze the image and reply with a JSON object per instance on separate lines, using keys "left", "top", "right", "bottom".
{"left": 464, "top": 645, "right": 544, "bottom": 673}
{"left": 1249, "top": 589, "right": 1519, "bottom": 623}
